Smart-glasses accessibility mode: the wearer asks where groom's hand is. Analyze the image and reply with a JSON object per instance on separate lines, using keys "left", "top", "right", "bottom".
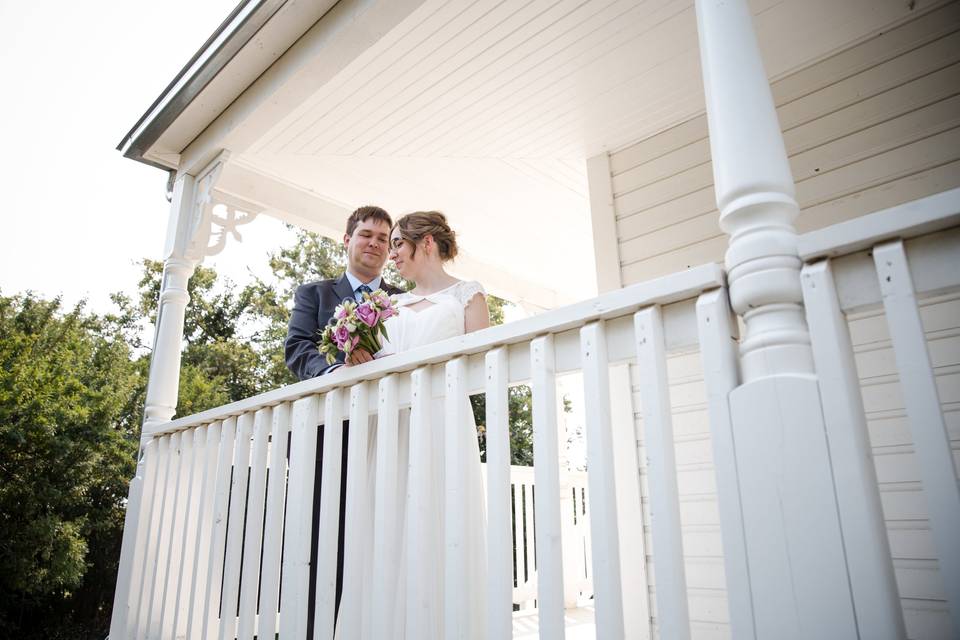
{"left": 345, "top": 348, "right": 374, "bottom": 366}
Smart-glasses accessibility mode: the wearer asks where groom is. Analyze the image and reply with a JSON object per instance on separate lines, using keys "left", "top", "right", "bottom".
{"left": 285, "top": 204, "right": 403, "bottom": 377}
{"left": 284, "top": 205, "right": 403, "bottom": 635}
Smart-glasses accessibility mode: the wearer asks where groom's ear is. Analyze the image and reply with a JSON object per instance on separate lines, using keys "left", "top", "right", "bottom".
{"left": 343, "top": 233, "right": 351, "bottom": 247}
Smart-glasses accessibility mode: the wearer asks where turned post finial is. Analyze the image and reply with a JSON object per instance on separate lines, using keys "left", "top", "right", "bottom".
{"left": 695, "top": 0, "right": 812, "bottom": 381}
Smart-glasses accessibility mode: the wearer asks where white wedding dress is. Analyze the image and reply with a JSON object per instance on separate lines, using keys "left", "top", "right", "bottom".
{"left": 339, "top": 280, "right": 488, "bottom": 639}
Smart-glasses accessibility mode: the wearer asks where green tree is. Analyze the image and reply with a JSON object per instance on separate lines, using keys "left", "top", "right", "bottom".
{"left": 0, "top": 293, "right": 141, "bottom": 638}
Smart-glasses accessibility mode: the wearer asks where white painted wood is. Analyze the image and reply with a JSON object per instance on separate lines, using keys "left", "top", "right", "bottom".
{"left": 158, "top": 431, "right": 194, "bottom": 639}
{"left": 800, "top": 188, "right": 960, "bottom": 261}
{"left": 109, "top": 438, "right": 155, "bottom": 639}
{"left": 217, "top": 413, "right": 253, "bottom": 640}
{"left": 874, "top": 240, "right": 960, "bottom": 633}
{"left": 198, "top": 416, "right": 235, "bottom": 639}
{"left": 279, "top": 396, "right": 321, "bottom": 640}
{"left": 608, "top": 363, "right": 652, "bottom": 640}
{"left": 257, "top": 404, "right": 291, "bottom": 640}
{"left": 405, "top": 367, "right": 435, "bottom": 639}
{"left": 531, "top": 335, "right": 565, "bottom": 639}
{"left": 237, "top": 408, "right": 272, "bottom": 640}
{"left": 131, "top": 435, "right": 167, "bottom": 638}
{"left": 150, "top": 263, "right": 724, "bottom": 437}
{"left": 142, "top": 173, "right": 197, "bottom": 435}
{"left": 170, "top": 425, "right": 205, "bottom": 640}
{"left": 634, "top": 307, "right": 690, "bottom": 640}
{"left": 484, "top": 349, "right": 513, "bottom": 640}
{"left": 145, "top": 431, "right": 180, "bottom": 639}
{"left": 444, "top": 356, "right": 472, "bottom": 639}
{"left": 371, "top": 376, "right": 400, "bottom": 638}
{"left": 587, "top": 152, "right": 623, "bottom": 294}
{"left": 694, "top": 290, "right": 755, "bottom": 640}
{"left": 185, "top": 421, "right": 223, "bottom": 640}
{"left": 339, "top": 383, "right": 370, "bottom": 639}
{"left": 314, "top": 389, "right": 345, "bottom": 639}
{"left": 580, "top": 322, "right": 626, "bottom": 638}
{"left": 800, "top": 260, "right": 906, "bottom": 639}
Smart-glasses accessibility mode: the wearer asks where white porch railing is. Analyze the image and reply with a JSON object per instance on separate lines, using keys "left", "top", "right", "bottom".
{"left": 108, "top": 189, "right": 960, "bottom": 640}
{"left": 109, "top": 262, "right": 728, "bottom": 640}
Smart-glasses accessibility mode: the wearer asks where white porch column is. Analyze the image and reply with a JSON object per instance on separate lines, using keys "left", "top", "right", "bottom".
{"left": 586, "top": 153, "right": 623, "bottom": 294}
{"left": 141, "top": 152, "right": 257, "bottom": 438}
{"left": 694, "top": 1, "right": 859, "bottom": 638}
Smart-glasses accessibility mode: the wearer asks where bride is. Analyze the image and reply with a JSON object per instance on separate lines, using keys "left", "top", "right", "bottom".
{"left": 341, "top": 211, "right": 489, "bottom": 638}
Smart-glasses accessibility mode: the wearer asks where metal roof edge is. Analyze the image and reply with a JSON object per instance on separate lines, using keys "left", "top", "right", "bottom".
{"left": 117, "top": 0, "right": 289, "bottom": 169}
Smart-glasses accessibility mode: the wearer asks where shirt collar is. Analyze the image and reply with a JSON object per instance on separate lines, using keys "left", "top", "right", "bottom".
{"left": 345, "top": 271, "right": 382, "bottom": 293}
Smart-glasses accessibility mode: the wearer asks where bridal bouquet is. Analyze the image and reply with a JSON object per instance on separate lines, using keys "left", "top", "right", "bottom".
{"left": 318, "top": 289, "right": 398, "bottom": 365}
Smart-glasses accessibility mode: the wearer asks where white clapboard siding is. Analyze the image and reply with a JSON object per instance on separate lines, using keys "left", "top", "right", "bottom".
{"left": 605, "top": 1, "right": 960, "bottom": 285}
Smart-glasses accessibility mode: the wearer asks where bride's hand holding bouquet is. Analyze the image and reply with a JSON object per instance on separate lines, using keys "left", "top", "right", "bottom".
{"left": 319, "top": 289, "right": 398, "bottom": 366}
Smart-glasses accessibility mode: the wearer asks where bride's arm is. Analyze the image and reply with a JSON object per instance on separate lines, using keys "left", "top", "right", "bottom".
{"left": 464, "top": 292, "right": 491, "bottom": 333}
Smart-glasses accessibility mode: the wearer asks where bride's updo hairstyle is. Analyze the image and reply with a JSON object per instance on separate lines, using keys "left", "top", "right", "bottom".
{"left": 393, "top": 211, "right": 459, "bottom": 261}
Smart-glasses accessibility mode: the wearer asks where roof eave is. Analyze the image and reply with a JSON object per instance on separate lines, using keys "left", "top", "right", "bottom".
{"left": 117, "top": 0, "right": 290, "bottom": 169}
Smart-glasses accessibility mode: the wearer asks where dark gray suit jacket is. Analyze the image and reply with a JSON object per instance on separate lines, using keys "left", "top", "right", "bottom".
{"left": 284, "top": 274, "right": 404, "bottom": 380}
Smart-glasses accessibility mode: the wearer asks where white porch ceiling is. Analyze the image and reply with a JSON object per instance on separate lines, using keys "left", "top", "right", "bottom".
{"left": 218, "top": 0, "right": 929, "bottom": 304}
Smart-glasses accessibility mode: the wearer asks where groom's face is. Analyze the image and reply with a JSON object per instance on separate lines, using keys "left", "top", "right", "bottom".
{"left": 344, "top": 217, "right": 391, "bottom": 280}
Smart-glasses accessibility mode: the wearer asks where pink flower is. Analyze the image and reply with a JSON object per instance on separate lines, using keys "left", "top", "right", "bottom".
{"left": 334, "top": 305, "right": 347, "bottom": 320}
{"left": 356, "top": 302, "right": 379, "bottom": 327}
{"left": 333, "top": 324, "right": 351, "bottom": 349}
{"left": 380, "top": 305, "right": 397, "bottom": 319}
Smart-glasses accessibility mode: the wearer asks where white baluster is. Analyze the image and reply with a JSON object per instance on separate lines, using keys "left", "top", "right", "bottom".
{"left": 485, "top": 349, "right": 513, "bottom": 640}
{"left": 201, "top": 417, "right": 238, "bottom": 640}
{"left": 695, "top": 290, "right": 756, "bottom": 640}
{"left": 531, "top": 336, "right": 565, "bottom": 639}
{"left": 801, "top": 261, "right": 907, "bottom": 639}
{"left": 371, "top": 376, "right": 400, "bottom": 638}
{"left": 145, "top": 432, "right": 180, "bottom": 639}
{"left": 340, "top": 383, "right": 370, "bottom": 639}
{"left": 185, "top": 421, "right": 223, "bottom": 640}
{"left": 237, "top": 408, "right": 272, "bottom": 640}
{"left": 406, "top": 367, "right": 437, "bottom": 638}
{"left": 257, "top": 404, "right": 291, "bottom": 640}
{"left": 314, "top": 389, "right": 345, "bottom": 638}
{"left": 580, "top": 322, "right": 625, "bottom": 638}
{"left": 158, "top": 429, "right": 193, "bottom": 638}
{"left": 218, "top": 413, "right": 254, "bottom": 640}
{"left": 169, "top": 426, "right": 205, "bottom": 639}
{"left": 279, "top": 396, "right": 321, "bottom": 640}
{"left": 874, "top": 240, "right": 960, "bottom": 633}
{"left": 634, "top": 307, "right": 689, "bottom": 640}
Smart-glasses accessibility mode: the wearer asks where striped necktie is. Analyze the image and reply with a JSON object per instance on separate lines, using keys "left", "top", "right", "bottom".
{"left": 356, "top": 284, "right": 372, "bottom": 301}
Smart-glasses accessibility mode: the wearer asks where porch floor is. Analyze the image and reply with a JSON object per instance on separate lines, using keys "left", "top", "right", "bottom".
{"left": 512, "top": 604, "right": 596, "bottom": 639}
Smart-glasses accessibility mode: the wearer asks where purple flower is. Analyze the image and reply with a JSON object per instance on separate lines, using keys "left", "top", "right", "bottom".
{"left": 356, "top": 302, "right": 379, "bottom": 327}
{"left": 380, "top": 305, "right": 397, "bottom": 319}
{"left": 333, "top": 324, "right": 351, "bottom": 349}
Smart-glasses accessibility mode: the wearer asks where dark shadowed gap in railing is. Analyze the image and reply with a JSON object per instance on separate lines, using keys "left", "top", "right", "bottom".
{"left": 235, "top": 461, "right": 253, "bottom": 618}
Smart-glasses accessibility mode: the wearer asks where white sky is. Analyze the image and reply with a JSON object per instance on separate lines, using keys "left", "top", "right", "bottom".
{"left": 0, "top": 0, "right": 292, "bottom": 314}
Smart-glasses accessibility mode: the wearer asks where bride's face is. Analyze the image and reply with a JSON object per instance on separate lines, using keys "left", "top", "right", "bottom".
{"left": 389, "top": 228, "right": 421, "bottom": 279}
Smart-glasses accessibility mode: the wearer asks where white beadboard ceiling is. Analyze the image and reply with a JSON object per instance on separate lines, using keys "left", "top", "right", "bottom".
{"left": 228, "top": 0, "right": 930, "bottom": 303}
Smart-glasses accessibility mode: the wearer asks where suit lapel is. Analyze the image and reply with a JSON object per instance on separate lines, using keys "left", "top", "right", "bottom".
{"left": 333, "top": 273, "right": 355, "bottom": 304}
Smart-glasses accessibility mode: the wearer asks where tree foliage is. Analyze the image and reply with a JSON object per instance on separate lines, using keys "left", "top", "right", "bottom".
{"left": 0, "top": 293, "right": 140, "bottom": 638}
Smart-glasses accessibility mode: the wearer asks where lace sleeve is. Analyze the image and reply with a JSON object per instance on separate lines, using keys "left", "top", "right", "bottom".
{"left": 455, "top": 280, "right": 486, "bottom": 307}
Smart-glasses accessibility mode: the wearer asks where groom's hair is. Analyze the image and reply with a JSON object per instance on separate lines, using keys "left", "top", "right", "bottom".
{"left": 346, "top": 205, "right": 392, "bottom": 237}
